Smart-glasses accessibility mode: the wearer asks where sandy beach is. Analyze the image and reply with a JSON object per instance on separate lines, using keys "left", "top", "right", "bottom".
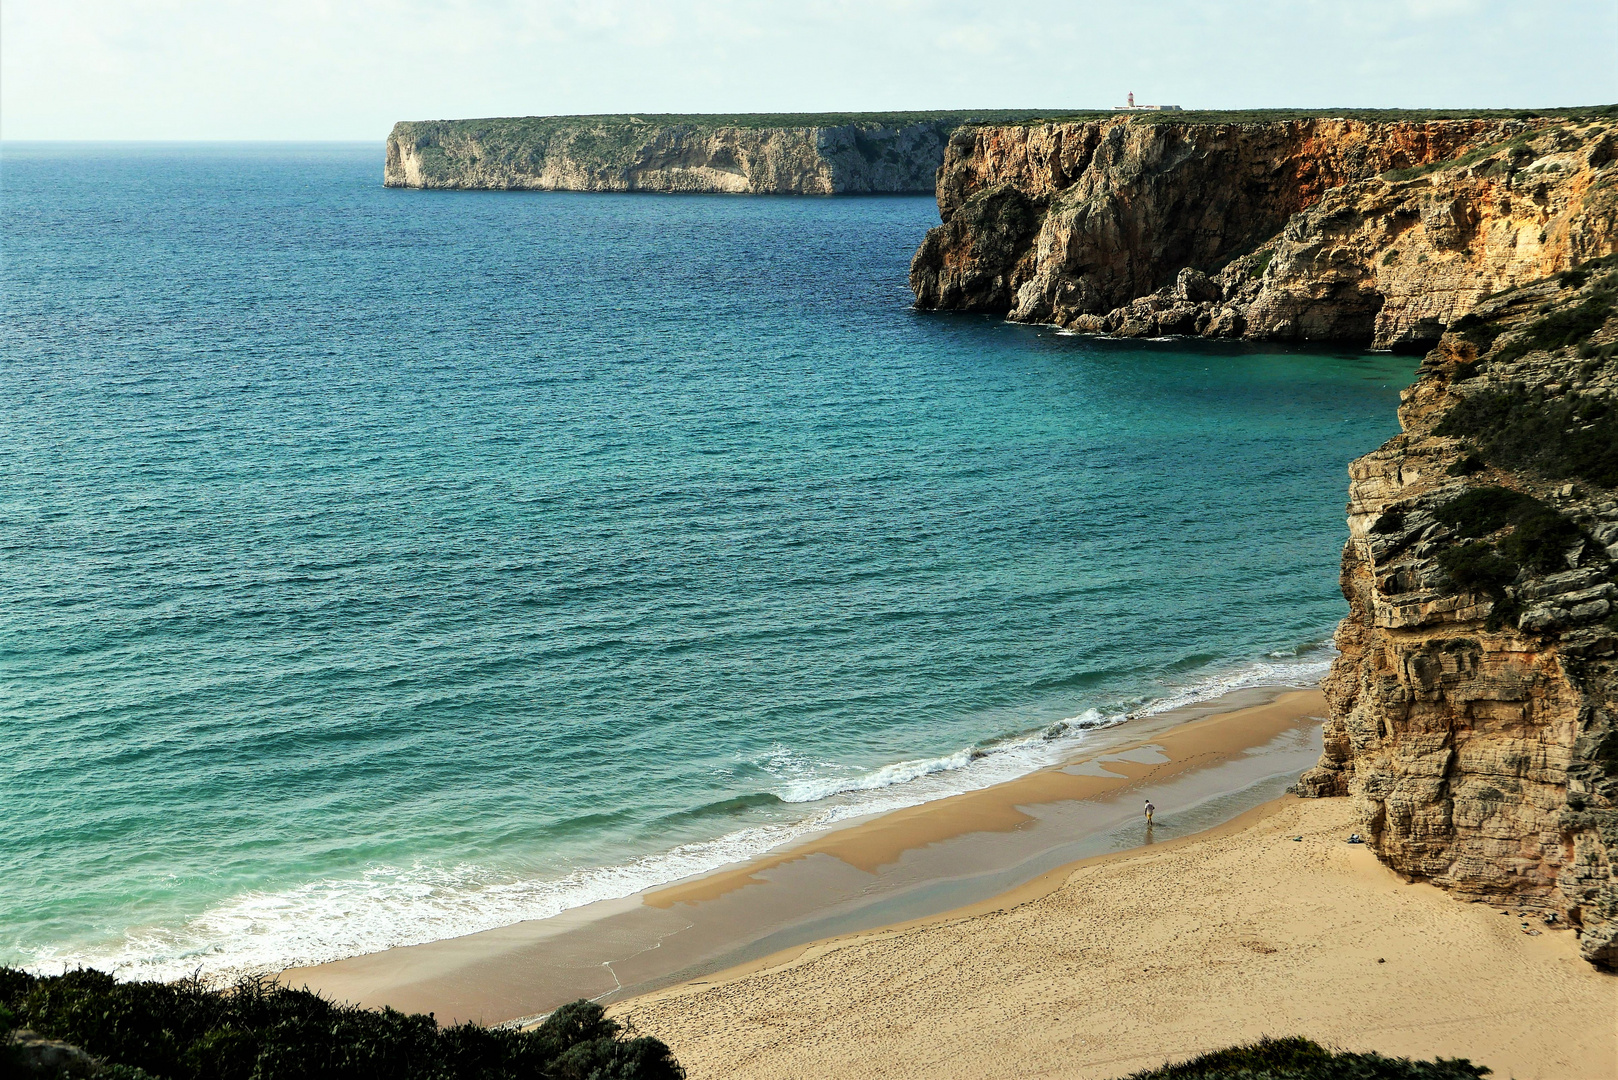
{"left": 616, "top": 795, "right": 1617, "bottom": 1080}
{"left": 284, "top": 689, "right": 1333, "bottom": 1029}
{"left": 286, "top": 683, "right": 1617, "bottom": 1079}
{"left": 285, "top": 688, "right": 1333, "bottom": 1023}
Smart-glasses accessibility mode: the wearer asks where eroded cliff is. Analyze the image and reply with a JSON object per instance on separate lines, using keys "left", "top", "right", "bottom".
{"left": 911, "top": 113, "right": 1618, "bottom": 348}
{"left": 384, "top": 112, "right": 1065, "bottom": 194}
{"left": 1294, "top": 258, "right": 1618, "bottom": 968}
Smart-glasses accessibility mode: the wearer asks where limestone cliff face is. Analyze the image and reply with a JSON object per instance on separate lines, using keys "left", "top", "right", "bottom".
{"left": 1294, "top": 262, "right": 1618, "bottom": 967}
{"left": 385, "top": 115, "right": 988, "bottom": 195}
{"left": 911, "top": 117, "right": 1618, "bottom": 349}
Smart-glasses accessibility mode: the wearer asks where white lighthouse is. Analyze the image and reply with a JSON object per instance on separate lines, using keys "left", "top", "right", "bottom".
{"left": 1115, "top": 91, "right": 1182, "bottom": 112}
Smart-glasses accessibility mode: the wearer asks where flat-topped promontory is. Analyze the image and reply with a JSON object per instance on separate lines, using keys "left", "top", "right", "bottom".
{"left": 383, "top": 111, "right": 1077, "bottom": 194}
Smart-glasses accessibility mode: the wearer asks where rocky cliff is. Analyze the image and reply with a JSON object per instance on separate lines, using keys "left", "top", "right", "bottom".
{"left": 911, "top": 113, "right": 1618, "bottom": 349}
{"left": 384, "top": 112, "right": 1066, "bottom": 194}
{"left": 1293, "top": 257, "right": 1618, "bottom": 968}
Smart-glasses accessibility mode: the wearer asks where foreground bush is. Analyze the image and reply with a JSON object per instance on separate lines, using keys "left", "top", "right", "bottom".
{"left": 1, "top": 966, "right": 683, "bottom": 1080}
{"left": 1122, "top": 1036, "right": 1488, "bottom": 1079}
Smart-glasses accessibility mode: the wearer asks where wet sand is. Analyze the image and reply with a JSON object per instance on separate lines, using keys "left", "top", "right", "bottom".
{"left": 284, "top": 686, "right": 1330, "bottom": 1024}
{"left": 617, "top": 797, "right": 1617, "bottom": 1080}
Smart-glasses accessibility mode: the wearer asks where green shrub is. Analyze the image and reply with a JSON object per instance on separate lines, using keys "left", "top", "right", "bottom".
{"left": 1434, "top": 486, "right": 1584, "bottom": 573}
{"left": 1434, "top": 387, "right": 1618, "bottom": 487}
{"left": 1450, "top": 312, "right": 1505, "bottom": 353}
{"left": 1431, "top": 486, "right": 1585, "bottom": 588}
{"left": 1433, "top": 486, "right": 1543, "bottom": 537}
{"left": 1382, "top": 162, "right": 1444, "bottom": 182}
{"left": 0, "top": 967, "right": 684, "bottom": 1080}
{"left": 1437, "top": 541, "right": 1520, "bottom": 593}
{"left": 1370, "top": 508, "right": 1405, "bottom": 534}
{"left": 1121, "top": 1035, "right": 1489, "bottom": 1078}
{"left": 1500, "top": 507, "right": 1584, "bottom": 573}
{"left": 1494, "top": 289, "right": 1615, "bottom": 362}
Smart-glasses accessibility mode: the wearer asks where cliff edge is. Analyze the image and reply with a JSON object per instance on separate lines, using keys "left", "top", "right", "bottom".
{"left": 1294, "top": 257, "right": 1618, "bottom": 968}
{"left": 384, "top": 112, "right": 1074, "bottom": 195}
{"left": 911, "top": 111, "right": 1618, "bottom": 348}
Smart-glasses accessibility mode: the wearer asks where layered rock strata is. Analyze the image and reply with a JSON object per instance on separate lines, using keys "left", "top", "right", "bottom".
{"left": 911, "top": 116, "right": 1618, "bottom": 348}
{"left": 1295, "top": 261, "right": 1618, "bottom": 968}
{"left": 384, "top": 113, "right": 1059, "bottom": 194}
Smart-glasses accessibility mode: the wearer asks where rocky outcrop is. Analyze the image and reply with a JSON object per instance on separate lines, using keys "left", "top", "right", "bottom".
{"left": 6, "top": 1029, "right": 104, "bottom": 1077}
{"left": 385, "top": 112, "right": 1056, "bottom": 194}
{"left": 911, "top": 116, "right": 1618, "bottom": 348}
{"left": 1294, "top": 259, "right": 1618, "bottom": 967}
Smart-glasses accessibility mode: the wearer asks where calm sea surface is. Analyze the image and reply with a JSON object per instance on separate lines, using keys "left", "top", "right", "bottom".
{"left": 1, "top": 143, "right": 1414, "bottom": 980}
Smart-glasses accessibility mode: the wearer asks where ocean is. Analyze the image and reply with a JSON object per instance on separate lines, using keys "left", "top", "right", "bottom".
{"left": 1, "top": 142, "right": 1414, "bottom": 982}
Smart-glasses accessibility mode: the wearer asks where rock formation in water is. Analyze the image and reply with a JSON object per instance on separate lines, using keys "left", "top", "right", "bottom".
{"left": 1293, "top": 258, "right": 1618, "bottom": 968}
{"left": 911, "top": 113, "right": 1618, "bottom": 349}
{"left": 384, "top": 112, "right": 1062, "bottom": 194}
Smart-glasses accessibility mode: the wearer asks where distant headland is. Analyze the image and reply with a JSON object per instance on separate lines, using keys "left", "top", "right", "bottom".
{"left": 384, "top": 111, "right": 1066, "bottom": 194}
{"left": 383, "top": 107, "right": 1613, "bottom": 196}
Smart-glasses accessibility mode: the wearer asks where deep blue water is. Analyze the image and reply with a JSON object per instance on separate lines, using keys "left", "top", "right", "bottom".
{"left": 0, "top": 142, "right": 1414, "bottom": 979}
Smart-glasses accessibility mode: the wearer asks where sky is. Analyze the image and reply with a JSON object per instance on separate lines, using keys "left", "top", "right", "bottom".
{"left": 2, "top": 0, "right": 1615, "bottom": 141}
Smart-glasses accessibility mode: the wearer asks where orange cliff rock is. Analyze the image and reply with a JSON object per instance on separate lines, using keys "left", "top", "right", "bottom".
{"left": 910, "top": 115, "right": 1618, "bottom": 349}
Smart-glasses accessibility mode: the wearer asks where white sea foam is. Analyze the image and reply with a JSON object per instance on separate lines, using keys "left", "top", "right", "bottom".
{"left": 29, "top": 644, "right": 1335, "bottom": 985}
{"left": 1127, "top": 646, "right": 1335, "bottom": 718}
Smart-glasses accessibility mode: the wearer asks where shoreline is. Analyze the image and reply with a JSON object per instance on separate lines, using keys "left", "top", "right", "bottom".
{"left": 283, "top": 684, "right": 1330, "bottom": 1024}
{"left": 622, "top": 791, "right": 1306, "bottom": 997}
{"left": 615, "top": 796, "right": 1616, "bottom": 1080}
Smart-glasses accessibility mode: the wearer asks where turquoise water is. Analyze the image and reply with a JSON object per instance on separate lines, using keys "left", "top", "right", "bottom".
{"left": 1, "top": 143, "right": 1413, "bottom": 981}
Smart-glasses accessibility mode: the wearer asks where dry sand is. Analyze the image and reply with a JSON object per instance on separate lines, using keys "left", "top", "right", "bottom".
{"left": 615, "top": 797, "right": 1617, "bottom": 1080}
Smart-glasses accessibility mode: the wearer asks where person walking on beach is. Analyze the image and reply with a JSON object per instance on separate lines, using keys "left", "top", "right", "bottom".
{"left": 1143, "top": 799, "right": 1155, "bottom": 826}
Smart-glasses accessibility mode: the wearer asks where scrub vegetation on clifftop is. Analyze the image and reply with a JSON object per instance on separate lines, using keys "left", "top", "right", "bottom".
{"left": 1, "top": 967, "right": 684, "bottom": 1080}
{"left": 418, "top": 110, "right": 1075, "bottom": 132}
{"left": 1117, "top": 105, "right": 1618, "bottom": 127}
{"left": 969, "top": 106, "right": 1618, "bottom": 131}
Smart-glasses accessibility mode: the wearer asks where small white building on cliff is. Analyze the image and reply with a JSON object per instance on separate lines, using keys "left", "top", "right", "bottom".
{"left": 1113, "top": 92, "right": 1182, "bottom": 111}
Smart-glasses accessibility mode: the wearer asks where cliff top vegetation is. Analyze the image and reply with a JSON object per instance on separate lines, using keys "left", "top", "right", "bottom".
{"left": 1114, "top": 104, "right": 1618, "bottom": 126}
{"left": 390, "top": 111, "right": 1080, "bottom": 139}
{"left": 393, "top": 107, "right": 1618, "bottom": 138}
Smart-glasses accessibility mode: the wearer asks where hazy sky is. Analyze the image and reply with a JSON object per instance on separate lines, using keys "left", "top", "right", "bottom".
{"left": 3, "top": 0, "right": 1615, "bottom": 140}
